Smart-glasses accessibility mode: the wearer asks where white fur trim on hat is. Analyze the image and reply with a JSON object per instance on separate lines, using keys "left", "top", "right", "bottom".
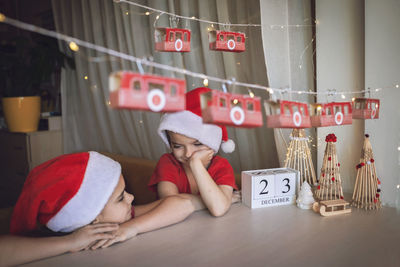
{"left": 158, "top": 111, "right": 222, "bottom": 152}
{"left": 47, "top": 151, "right": 121, "bottom": 232}
{"left": 221, "top": 139, "right": 235, "bottom": 153}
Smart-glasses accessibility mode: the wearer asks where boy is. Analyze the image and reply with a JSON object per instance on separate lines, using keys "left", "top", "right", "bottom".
{"left": 0, "top": 151, "right": 197, "bottom": 266}
{"left": 148, "top": 87, "right": 239, "bottom": 217}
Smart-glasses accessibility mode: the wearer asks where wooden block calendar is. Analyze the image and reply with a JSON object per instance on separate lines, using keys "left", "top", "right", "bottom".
{"left": 241, "top": 168, "right": 300, "bottom": 209}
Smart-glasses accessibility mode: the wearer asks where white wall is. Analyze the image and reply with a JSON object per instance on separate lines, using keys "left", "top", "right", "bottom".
{"left": 365, "top": 0, "right": 400, "bottom": 207}
{"left": 315, "top": 0, "right": 365, "bottom": 194}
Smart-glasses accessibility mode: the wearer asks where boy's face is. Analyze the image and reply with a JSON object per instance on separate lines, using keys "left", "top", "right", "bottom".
{"left": 95, "top": 175, "right": 134, "bottom": 224}
{"left": 168, "top": 131, "right": 211, "bottom": 165}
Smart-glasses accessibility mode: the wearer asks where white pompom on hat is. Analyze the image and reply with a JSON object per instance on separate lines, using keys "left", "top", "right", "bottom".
{"left": 158, "top": 87, "right": 235, "bottom": 153}
{"left": 10, "top": 151, "right": 121, "bottom": 234}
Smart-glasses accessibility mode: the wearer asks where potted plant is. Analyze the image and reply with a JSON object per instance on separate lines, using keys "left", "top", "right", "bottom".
{"left": 0, "top": 34, "right": 74, "bottom": 132}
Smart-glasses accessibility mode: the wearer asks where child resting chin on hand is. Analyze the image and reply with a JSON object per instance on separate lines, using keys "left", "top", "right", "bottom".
{"left": 148, "top": 87, "right": 240, "bottom": 217}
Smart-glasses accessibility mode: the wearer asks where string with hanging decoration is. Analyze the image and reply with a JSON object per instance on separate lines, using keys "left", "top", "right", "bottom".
{"left": 0, "top": 13, "right": 397, "bottom": 126}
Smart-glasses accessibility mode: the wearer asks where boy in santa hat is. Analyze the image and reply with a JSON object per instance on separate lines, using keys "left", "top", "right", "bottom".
{"left": 148, "top": 87, "right": 240, "bottom": 217}
{"left": 0, "top": 151, "right": 196, "bottom": 266}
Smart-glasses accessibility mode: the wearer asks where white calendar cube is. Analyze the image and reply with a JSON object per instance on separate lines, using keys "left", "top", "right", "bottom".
{"left": 242, "top": 168, "right": 299, "bottom": 209}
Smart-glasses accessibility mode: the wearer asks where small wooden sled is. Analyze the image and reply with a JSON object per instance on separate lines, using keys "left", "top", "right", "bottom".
{"left": 312, "top": 199, "right": 351, "bottom": 217}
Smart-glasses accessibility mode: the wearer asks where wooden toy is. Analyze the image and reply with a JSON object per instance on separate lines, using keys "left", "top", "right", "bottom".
{"left": 109, "top": 71, "right": 186, "bottom": 112}
{"left": 351, "top": 134, "right": 382, "bottom": 210}
{"left": 241, "top": 168, "right": 299, "bottom": 209}
{"left": 312, "top": 199, "right": 351, "bottom": 216}
{"left": 315, "top": 134, "right": 345, "bottom": 201}
{"left": 264, "top": 100, "right": 312, "bottom": 128}
{"left": 284, "top": 129, "right": 317, "bottom": 186}
{"left": 200, "top": 90, "right": 263, "bottom": 127}
{"left": 310, "top": 102, "right": 353, "bottom": 127}
{"left": 352, "top": 98, "right": 380, "bottom": 119}
{"left": 208, "top": 30, "right": 245, "bottom": 52}
{"left": 154, "top": 27, "right": 191, "bottom": 52}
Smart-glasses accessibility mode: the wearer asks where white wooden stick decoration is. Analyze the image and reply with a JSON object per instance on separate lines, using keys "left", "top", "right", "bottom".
{"left": 284, "top": 129, "right": 317, "bottom": 186}
{"left": 351, "top": 134, "right": 382, "bottom": 210}
{"left": 315, "top": 133, "right": 345, "bottom": 200}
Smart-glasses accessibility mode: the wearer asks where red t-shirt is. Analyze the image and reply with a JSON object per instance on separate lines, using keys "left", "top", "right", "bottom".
{"left": 148, "top": 153, "right": 238, "bottom": 194}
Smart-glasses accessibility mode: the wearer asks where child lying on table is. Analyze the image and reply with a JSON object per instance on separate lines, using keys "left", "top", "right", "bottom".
{"left": 0, "top": 151, "right": 198, "bottom": 266}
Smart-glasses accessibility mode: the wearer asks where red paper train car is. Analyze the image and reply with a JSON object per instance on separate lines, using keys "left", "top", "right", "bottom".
{"left": 155, "top": 27, "right": 191, "bottom": 52}
{"left": 200, "top": 90, "right": 263, "bottom": 127}
{"left": 208, "top": 30, "right": 245, "bottom": 52}
{"left": 264, "top": 100, "right": 311, "bottom": 128}
{"left": 310, "top": 102, "right": 353, "bottom": 127}
{"left": 352, "top": 98, "right": 380, "bottom": 119}
{"left": 109, "top": 71, "right": 186, "bottom": 112}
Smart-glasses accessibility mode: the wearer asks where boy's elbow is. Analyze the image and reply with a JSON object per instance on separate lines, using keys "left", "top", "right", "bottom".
{"left": 209, "top": 203, "right": 230, "bottom": 217}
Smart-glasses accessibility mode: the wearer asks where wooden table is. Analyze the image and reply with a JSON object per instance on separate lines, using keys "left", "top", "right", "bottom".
{"left": 24, "top": 203, "right": 400, "bottom": 267}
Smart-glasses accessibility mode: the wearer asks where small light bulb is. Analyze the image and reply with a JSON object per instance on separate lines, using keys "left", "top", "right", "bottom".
{"left": 191, "top": 16, "right": 196, "bottom": 19}
{"left": 233, "top": 99, "right": 238, "bottom": 104}
{"left": 317, "top": 106, "right": 322, "bottom": 111}
{"left": 249, "top": 91, "right": 255, "bottom": 98}
{"left": 69, "top": 42, "right": 79, "bottom": 52}
{"left": 107, "top": 101, "right": 111, "bottom": 106}
{"left": 84, "top": 76, "right": 88, "bottom": 80}
{"left": 237, "top": 62, "right": 240, "bottom": 65}
{"left": 375, "top": 88, "right": 380, "bottom": 92}
{"left": 299, "top": 65, "right": 302, "bottom": 69}
{"left": 396, "top": 84, "right": 399, "bottom": 88}
{"left": 352, "top": 97, "right": 355, "bottom": 102}
{"left": 298, "top": 91, "right": 302, "bottom": 94}
{"left": 398, "top": 146, "right": 400, "bottom": 151}
{"left": 156, "top": 15, "right": 160, "bottom": 19}
{"left": 0, "top": 13, "right": 5, "bottom": 22}
{"left": 341, "top": 94, "right": 346, "bottom": 99}
{"left": 269, "top": 89, "right": 274, "bottom": 94}
{"left": 145, "top": 11, "right": 150, "bottom": 15}
{"left": 203, "top": 78, "right": 208, "bottom": 87}
{"left": 125, "top": 11, "right": 129, "bottom": 15}
{"left": 281, "top": 26, "right": 284, "bottom": 29}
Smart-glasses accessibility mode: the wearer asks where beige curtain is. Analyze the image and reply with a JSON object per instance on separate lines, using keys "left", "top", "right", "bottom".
{"left": 52, "top": 0, "right": 279, "bottom": 173}
{"left": 260, "top": 0, "right": 316, "bottom": 167}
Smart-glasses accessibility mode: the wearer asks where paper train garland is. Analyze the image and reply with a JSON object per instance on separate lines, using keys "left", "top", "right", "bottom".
{"left": 108, "top": 71, "right": 381, "bottom": 127}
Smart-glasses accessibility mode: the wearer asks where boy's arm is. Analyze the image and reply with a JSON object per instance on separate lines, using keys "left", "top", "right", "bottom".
{"left": 189, "top": 149, "right": 234, "bottom": 217}
{"left": 0, "top": 223, "right": 118, "bottom": 266}
{"left": 92, "top": 195, "right": 195, "bottom": 249}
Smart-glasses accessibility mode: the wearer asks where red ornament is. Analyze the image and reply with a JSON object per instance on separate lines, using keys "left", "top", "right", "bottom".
{"left": 374, "top": 199, "right": 377, "bottom": 203}
{"left": 378, "top": 179, "right": 381, "bottom": 185}
{"left": 376, "top": 193, "right": 380, "bottom": 198}
{"left": 360, "top": 162, "right": 365, "bottom": 166}
{"left": 337, "top": 163, "right": 341, "bottom": 167}
{"left": 317, "top": 185, "right": 321, "bottom": 190}
{"left": 340, "top": 196, "right": 344, "bottom": 199}
{"left": 322, "top": 173, "right": 325, "bottom": 177}
{"left": 331, "top": 177, "right": 335, "bottom": 182}
{"left": 371, "top": 158, "right": 375, "bottom": 163}
{"left": 328, "top": 156, "right": 332, "bottom": 161}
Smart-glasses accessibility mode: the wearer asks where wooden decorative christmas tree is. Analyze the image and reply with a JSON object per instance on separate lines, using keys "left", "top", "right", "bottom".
{"left": 315, "top": 133, "right": 344, "bottom": 200}
{"left": 284, "top": 129, "right": 317, "bottom": 186}
{"left": 351, "top": 134, "right": 382, "bottom": 210}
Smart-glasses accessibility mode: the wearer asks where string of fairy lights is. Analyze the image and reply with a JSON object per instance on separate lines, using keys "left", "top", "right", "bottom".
{"left": 0, "top": 12, "right": 397, "bottom": 100}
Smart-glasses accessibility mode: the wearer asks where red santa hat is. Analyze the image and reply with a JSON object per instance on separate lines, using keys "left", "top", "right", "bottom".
{"left": 10, "top": 151, "right": 121, "bottom": 234}
{"left": 158, "top": 87, "right": 235, "bottom": 153}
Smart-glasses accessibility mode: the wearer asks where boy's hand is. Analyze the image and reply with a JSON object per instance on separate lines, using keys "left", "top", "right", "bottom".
{"left": 190, "top": 148, "right": 214, "bottom": 168}
{"left": 232, "top": 190, "right": 241, "bottom": 204}
{"left": 67, "top": 223, "right": 118, "bottom": 252}
{"left": 89, "top": 223, "right": 138, "bottom": 250}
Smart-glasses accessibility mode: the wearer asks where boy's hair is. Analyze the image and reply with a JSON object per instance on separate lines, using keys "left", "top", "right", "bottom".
{"left": 10, "top": 151, "right": 121, "bottom": 235}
